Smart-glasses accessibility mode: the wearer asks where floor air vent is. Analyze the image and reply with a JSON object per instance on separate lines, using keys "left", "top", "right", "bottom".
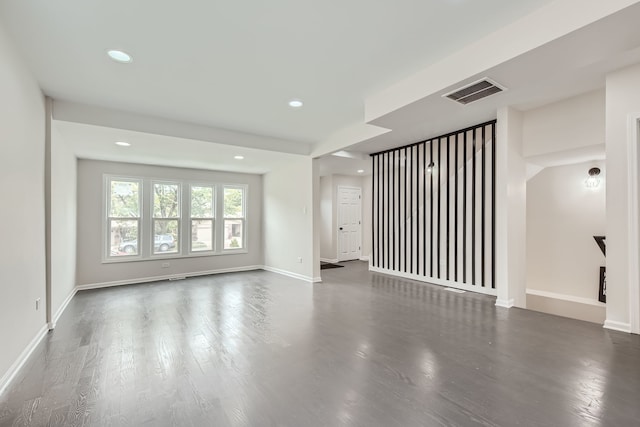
{"left": 443, "top": 78, "right": 506, "bottom": 105}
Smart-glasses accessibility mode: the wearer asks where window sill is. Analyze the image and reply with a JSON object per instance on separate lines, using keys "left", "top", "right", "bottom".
{"left": 102, "top": 249, "right": 249, "bottom": 264}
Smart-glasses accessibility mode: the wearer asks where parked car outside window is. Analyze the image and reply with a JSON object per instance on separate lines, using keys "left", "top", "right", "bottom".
{"left": 118, "top": 234, "right": 176, "bottom": 254}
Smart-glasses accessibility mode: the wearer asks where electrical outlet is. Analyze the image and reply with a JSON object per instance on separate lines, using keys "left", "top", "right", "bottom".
{"left": 297, "top": 257, "right": 303, "bottom": 263}
{"left": 35, "top": 298, "right": 40, "bottom": 311}
{"left": 162, "top": 262, "right": 170, "bottom": 268}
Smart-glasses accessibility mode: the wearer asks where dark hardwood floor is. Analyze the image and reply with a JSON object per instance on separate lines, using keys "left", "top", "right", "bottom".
{"left": 1, "top": 261, "right": 639, "bottom": 426}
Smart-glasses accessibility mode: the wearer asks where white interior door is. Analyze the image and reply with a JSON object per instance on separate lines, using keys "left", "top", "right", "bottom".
{"left": 337, "top": 186, "right": 362, "bottom": 261}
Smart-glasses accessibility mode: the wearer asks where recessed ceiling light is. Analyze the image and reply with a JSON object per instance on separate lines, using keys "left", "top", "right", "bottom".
{"left": 288, "top": 99, "right": 303, "bottom": 108}
{"left": 115, "top": 141, "right": 130, "bottom": 147}
{"left": 107, "top": 49, "right": 133, "bottom": 63}
{"left": 331, "top": 150, "right": 366, "bottom": 160}
{"left": 357, "top": 169, "right": 364, "bottom": 173}
{"left": 234, "top": 155, "right": 244, "bottom": 160}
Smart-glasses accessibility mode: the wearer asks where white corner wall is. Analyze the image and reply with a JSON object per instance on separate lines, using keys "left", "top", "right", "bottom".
{"left": 605, "top": 62, "right": 640, "bottom": 332}
{"left": 523, "top": 89, "right": 605, "bottom": 157}
{"left": 521, "top": 87, "right": 607, "bottom": 324}
{"left": 263, "top": 157, "right": 316, "bottom": 281}
{"left": 0, "top": 25, "right": 47, "bottom": 389}
{"left": 312, "top": 159, "right": 321, "bottom": 280}
{"left": 76, "top": 160, "right": 263, "bottom": 287}
{"left": 50, "top": 125, "right": 77, "bottom": 324}
{"left": 526, "top": 161, "right": 606, "bottom": 323}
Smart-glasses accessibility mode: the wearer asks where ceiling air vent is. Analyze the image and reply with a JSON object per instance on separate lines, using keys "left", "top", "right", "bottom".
{"left": 443, "top": 78, "right": 506, "bottom": 105}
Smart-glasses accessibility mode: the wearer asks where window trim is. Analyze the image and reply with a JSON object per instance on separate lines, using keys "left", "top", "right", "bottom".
{"left": 222, "top": 185, "right": 248, "bottom": 252}
{"left": 104, "top": 175, "right": 143, "bottom": 261}
{"left": 150, "top": 180, "right": 182, "bottom": 257}
{"left": 189, "top": 183, "right": 216, "bottom": 254}
{"left": 102, "top": 175, "right": 248, "bottom": 263}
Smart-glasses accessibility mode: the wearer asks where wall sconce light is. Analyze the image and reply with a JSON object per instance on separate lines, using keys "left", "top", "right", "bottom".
{"left": 426, "top": 162, "right": 435, "bottom": 173}
{"left": 585, "top": 167, "right": 601, "bottom": 188}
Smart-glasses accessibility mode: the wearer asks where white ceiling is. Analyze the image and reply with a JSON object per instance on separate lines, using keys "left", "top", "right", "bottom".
{"left": 2, "top": 0, "right": 640, "bottom": 175}
{"left": 54, "top": 121, "right": 301, "bottom": 175}
{"left": 346, "top": 1, "right": 640, "bottom": 154}
{"left": 0, "top": 0, "right": 553, "bottom": 145}
{"left": 56, "top": 119, "right": 369, "bottom": 177}
{"left": 318, "top": 153, "right": 370, "bottom": 177}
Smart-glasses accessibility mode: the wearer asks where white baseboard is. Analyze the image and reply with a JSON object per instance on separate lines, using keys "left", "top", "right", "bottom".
{"left": 76, "top": 265, "right": 264, "bottom": 291}
{"left": 369, "top": 265, "right": 498, "bottom": 296}
{"left": 495, "top": 299, "right": 515, "bottom": 308}
{"left": 526, "top": 289, "right": 605, "bottom": 307}
{"left": 603, "top": 320, "right": 632, "bottom": 333}
{"left": 49, "top": 286, "right": 78, "bottom": 329}
{"left": 320, "top": 258, "right": 339, "bottom": 263}
{"left": 0, "top": 323, "right": 49, "bottom": 396}
{"left": 359, "top": 256, "right": 370, "bottom": 262}
{"left": 262, "top": 266, "right": 316, "bottom": 283}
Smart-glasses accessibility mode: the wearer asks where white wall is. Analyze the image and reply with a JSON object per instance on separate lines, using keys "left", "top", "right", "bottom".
{"left": 312, "top": 159, "right": 321, "bottom": 280}
{"left": 605, "top": 63, "right": 640, "bottom": 332}
{"left": 526, "top": 161, "right": 606, "bottom": 323}
{"left": 0, "top": 25, "right": 46, "bottom": 386}
{"left": 523, "top": 90, "right": 605, "bottom": 157}
{"left": 50, "top": 126, "right": 77, "bottom": 322}
{"left": 263, "top": 157, "right": 316, "bottom": 281}
{"left": 520, "top": 88, "right": 607, "bottom": 323}
{"left": 76, "top": 160, "right": 263, "bottom": 286}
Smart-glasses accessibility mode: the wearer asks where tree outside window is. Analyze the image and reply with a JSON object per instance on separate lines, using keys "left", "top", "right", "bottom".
{"left": 153, "top": 183, "right": 180, "bottom": 254}
{"left": 190, "top": 185, "right": 214, "bottom": 252}
{"left": 224, "top": 187, "right": 245, "bottom": 249}
{"left": 108, "top": 179, "right": 141, "bottom": 257}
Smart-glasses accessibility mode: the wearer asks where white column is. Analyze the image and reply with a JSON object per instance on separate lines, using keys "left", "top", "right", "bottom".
{"left": 604, "top": 63, "right": 640, "bottom": 333}
{"left": 495, "top": 107, "right": 527, "bottom": 308}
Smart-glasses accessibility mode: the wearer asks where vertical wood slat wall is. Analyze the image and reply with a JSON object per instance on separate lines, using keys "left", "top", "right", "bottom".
{"left": 371, "top": 121, "right": 496, "bottom": 294}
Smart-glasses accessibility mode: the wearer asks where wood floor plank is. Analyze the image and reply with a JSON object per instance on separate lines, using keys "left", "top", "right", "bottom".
{"left": 46, "top": 405, "right": 69, "bottom": 427}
